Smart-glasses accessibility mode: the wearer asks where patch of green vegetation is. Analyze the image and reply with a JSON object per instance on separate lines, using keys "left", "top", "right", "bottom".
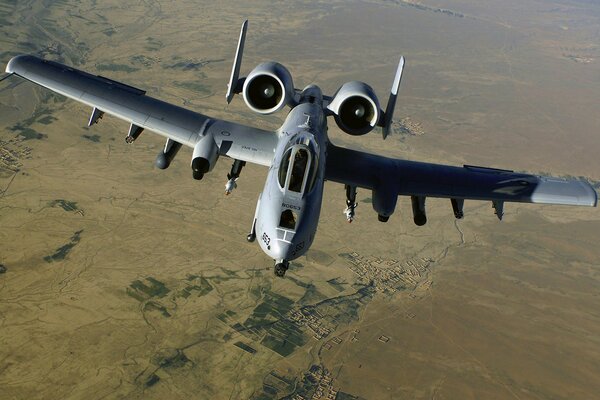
{"left": 44, "top": 230, "right": 83, "bottom": 262}
{"left": 130, "top": 55, "right": 154, "bottom": 67}
{"left": 102, "top": 28, "right": 116, "bottom": 36}
{"left": 46, "top": 92, "right": 66, "bottom": 104}
{"left": 145, "top": 374, "right": 160, "bottom": 387}
{"left": 8, "top": 106, "right": 59, "bottom": 139}
{"left": 192, "top": 276, "right": 214, "bottom": 295}
{"left": 17, "top": 41, "right": 36, "bottom": 50}
{"left": 173, "top": 80, "right": 211, "bottom": 95}
{"left": 126, "top": 289, "right": 146, "bottom": 302}
{"left": 226, "top": 290, "right": 308, "bottom": 357}
{"left": 298, "top": 283, "right": 326, "bottom": 305}
{"left": 249, "top": 285, "right": 263, "bottom": 299}
{"left": 234, "top": 341, "right": 257, "bottom": 354}
{"left": 37, "top": 115, "right": 57, "bottom": 125}
{"left": 288, "top": 262, "right": 304, "bottom": 271}
{"left": 306, "top": 285, "right": 375, "bottom": 327}
{"left": 257, "top": 318, "right": 306, "bottom": 357}
{"left": 336, "top": 393, "right": 367, "bottom": 400}
{"left": 167, "top": 58, "right": 224, "bottom": 71}
{"left": 127, "top": 277, "right": 170, "bottom": 301}
{"left": 48, "top": 199, "right": 78, "bottom": 212}
{"left": 286, "top": 276, "right": 309, "bottom": 289}
{"left": 326, "top": 278, "right": 346, "bottom": 292}
{"left": 144, "top": 301, "right": 171, "bottom": 317}
{"left": 279, "top": 364, "right": 322, "bottom": 400}
{"left": 211, "top": 275, "right": 236, "bottom": 284}
{"left": 254, "top": 365, "right": 327, "bottom": 400}
{"left": 10, "top": 125, "right": 47, "bottom": 140}
{"left": 217, "top": 310, "right": 238, "bottom": 324}
{"left": 82, "top": 134, "right": 101, "bottom": 142}
{"left": 179, "top": 276, "right": 213, "bottom": 298}
{"left": 151, "top": 349, "right": 189, "bottom": 368}
{"left": 244, "top": 292, "right": 295, "bottom": 328}
{"left": 96, "top": 63, "right": 139, "bottom": 73}
{"left": 145, "top": 37, "right": 163, "bottom": 51}
{"left": 221, "top": 268, "right": 239, "bottom": 277}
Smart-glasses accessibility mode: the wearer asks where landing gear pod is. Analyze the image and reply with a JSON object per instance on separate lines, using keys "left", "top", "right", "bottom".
{"left": 372, "top": 184, "right": 397, "bottom": 222}
{"left": 155, "top": 138, "right": 182, "bottom": 170}
{"left": 191, "top": 134, "right": 219, "bottom": 180}
{"left": 411, "top": 196, "right": 427, "bottom": 226}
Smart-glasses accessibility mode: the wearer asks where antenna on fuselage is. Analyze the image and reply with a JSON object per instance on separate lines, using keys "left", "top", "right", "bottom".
{"left": 226, "top": 19, "right": 248, "bottom": 104}
{"left": 380, "top": 56, "right": 405, "bottom": 139}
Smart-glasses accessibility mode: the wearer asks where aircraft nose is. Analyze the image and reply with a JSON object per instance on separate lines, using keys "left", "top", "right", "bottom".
{"left": 269, "top": 240, "right": 292, "bottom": 261}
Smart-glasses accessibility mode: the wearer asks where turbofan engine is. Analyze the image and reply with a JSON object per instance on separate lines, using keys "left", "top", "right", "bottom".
{"left": 328, "top": 81, "right": 381, "bottom": 136}
{"left": 242, "top": 62, "right": 295, "bottom": 114}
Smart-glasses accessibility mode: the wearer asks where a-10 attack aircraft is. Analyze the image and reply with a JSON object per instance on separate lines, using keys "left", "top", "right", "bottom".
{"left": 3, "top": 21, "right": 597, "bottom": 277}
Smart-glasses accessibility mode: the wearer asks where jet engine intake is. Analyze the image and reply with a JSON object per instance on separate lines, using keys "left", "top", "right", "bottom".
{"left": 243, "top": 62, "right": 294, "bottom": 114}
{"left": 328, "top": 81, "right": 381, "bottom": 136}
{"left": 191, "top": 134, "right": 219, "bottom": 180}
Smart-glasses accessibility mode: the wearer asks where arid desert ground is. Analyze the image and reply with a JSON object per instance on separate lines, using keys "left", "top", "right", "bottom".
{"left": 1, "top": 1, "right": 599, "bottom": 399}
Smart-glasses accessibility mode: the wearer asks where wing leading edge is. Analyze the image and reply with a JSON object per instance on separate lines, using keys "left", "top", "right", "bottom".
{"left": 5, "top": 55, "right": 277, "bottom": 166}
{"left": 326, "top": 144, "right": 597, "bottom": 208}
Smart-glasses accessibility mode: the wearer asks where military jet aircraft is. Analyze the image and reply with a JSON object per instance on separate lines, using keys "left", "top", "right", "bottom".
{"left": 3, "top": 21, "right": 596, "bottom": 277}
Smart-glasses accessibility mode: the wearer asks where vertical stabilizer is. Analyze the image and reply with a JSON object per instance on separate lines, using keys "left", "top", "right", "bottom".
{"left": 381, "top": 56, "right": 405, "bottom": 139}
{"left": 226, "top": 20, "right": 248, "bottom": 104}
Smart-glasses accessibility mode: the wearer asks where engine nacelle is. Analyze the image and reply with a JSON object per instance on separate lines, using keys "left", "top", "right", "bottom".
{"left": 328, "top": 81, "right": 381, "bottom": 136}
{"left": 191, "top": 134, "right": 219, "bottom": 180}
{"left": 242, "top": 62, "right": 295, "bottom": 114}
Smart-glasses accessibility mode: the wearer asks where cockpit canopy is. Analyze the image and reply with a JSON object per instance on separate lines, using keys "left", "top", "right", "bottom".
{"left": 278, "top": 144, "right": 318, "bottom": 195}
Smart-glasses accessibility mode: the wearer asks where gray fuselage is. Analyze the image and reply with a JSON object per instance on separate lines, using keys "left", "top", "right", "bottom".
{"left": 254, "top": 86, "right": 327, "bottom": 263}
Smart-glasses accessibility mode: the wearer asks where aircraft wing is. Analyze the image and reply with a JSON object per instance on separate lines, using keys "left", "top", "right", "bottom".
{"left": 5, "top": 55, "right": 277, "bottom": 166}
{"left": 326, "top": 144, "right": 597, "bottom": 215}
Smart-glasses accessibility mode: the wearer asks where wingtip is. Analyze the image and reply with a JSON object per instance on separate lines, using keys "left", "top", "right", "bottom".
{"left": 582, "top": 178, "right": 598, "bottom": 207}
{"left": 5, "top": 54, "right": 26, "bottom": 74}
